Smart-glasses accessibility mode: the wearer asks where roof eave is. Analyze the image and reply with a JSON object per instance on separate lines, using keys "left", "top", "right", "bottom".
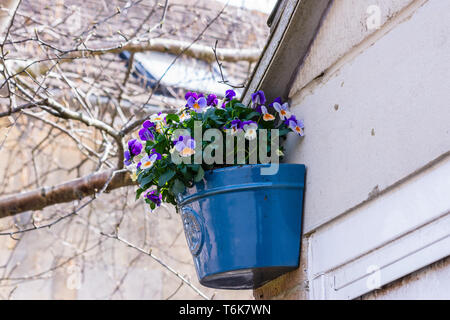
{"left": 242, "top": 0, "right": 333, "bottom": 104}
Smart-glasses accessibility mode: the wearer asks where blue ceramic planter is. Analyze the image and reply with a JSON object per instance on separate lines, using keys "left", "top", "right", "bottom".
{"left": 178, "top": 164, "right": 306, "bottom": 289}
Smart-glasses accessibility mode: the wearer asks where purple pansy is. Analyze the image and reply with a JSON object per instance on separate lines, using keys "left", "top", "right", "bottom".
{"left": 242, "top": 120, "right": 257, "bottom": 127}
{"left": 139, "top": 149, "right": 162, "bottom": 170}
{"left": 139, "top": 123, "right": 155, "bottom": 141}
{"left": 128, "top": 139, "right": 142, "bottom": 156}
{"left": 144, "top": 189, "right": 162, "bottom": 207}
{"left": 124, "top": 139, "right": 142, "bottom": 166}
{"left": 185, "top": 91, "right": 198, "bottom": 101}
{"left": 185, "top": 92, "right": 203, "bottom": 108}
{"left": 273, "top": 101, "right": 291, "bottom": 120}
{"left": 225, "top": 89, "right": 236, "bottom": 100}
{"left": 261, "top": 105, "right": 275, "bottom": 121}
{"left": 206, "top": 94, "right": 218, "bottom": 106}
{"left": 283, "top": 115, "right": 296, "bottom": 126}
{"left": 124, "top": 150, "right": 132, "bottom": 166}
{"left": 174, "top": 135, "right": 196, "bottom": 157}
{"left": 242, "top": 120, "right": 258, "bottom": 140}
{"left": 269, "top": 97, "right": 282, "bottom": 108}
{"left": 285, "top": 115, "right": 304, "bottom": 136}
{"left": 143, "top": 120, "right": 155, "bottom": 129}
{"left": 229, "top": 119, "right": 243, "bottom": 134}
{"left": 251, "top": 90, "right": 266, "bottom": 106}
{"left": 231, "top": 119, "right": 243, "bottom": 127}
{"left": 251, "top": 90, "right": 266, "bottom": 113}
{"left": 187, "top": 95, "right": 207, "bottom": 113}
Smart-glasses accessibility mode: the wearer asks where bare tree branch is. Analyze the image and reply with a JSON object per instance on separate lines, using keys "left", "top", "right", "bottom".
{"left": 0, "top": 169, "right": 134, "bottom": 218}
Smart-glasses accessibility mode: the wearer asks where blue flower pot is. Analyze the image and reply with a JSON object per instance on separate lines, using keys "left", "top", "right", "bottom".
{"left": 178, "top": 164, "right": 306, "bottom": 289}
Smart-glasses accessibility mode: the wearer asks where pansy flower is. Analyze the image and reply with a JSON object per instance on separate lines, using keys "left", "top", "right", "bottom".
{"left": 144, "top": 189, "right": 162, "bottom": 207}
{"left": 243, "top": 120, "right": 258, "bottom": 140}
{"left": 143, "top": 120, "right": 155, "bottom": 129}
{"left": 273, "top": 102, "right": 291, "bottom": 120}
{"left": 251, "top": 90, "right": 266, "bottom": 113}
{"left": 150, "top": 112, "right": 166, "bottom": 123}
{"left": 225, "top": 89, "right": 236, "bottom": 100}
{"left": 228, "top": 119, "right": 243, "bottom": 135}
{"left": 124, "top": 150, "right": 132, "bottom": 166}
{"left": 139, "top": 150, "right": 162, "bottom": 170}
{"left": 179, "top": 110, "right": 191, "bottom": 122}
{"left": 139, "top": 120, "right": 155, "bottom": 141}
{"left": 286, "top": 115, "right": 305, "bottom": 136}
{"left": 150, "top": 112, "right": 167, "bottom": 133}
{"left": 185, "top": 91, "right": 198, "bottom": 101}
{"left": 269, "top": 97, "right": 282, "bottom": 108}
{"left": 174, "top": 135, "right": 196, "bottom": 157}
{"left": 185, "top": 92, "right": 197, "bottom": 108}
{"left": 251, "top": 90, "right": 266, "bottom": 106}
{"left": 206, "top": 94, "right": 218, "bottom": 106}
{"left": 124, "top": 139, "right": 142, "bottom": 166}
{"left": 128, "top": 139, "right": 142, "bottom": 156}
{"left": 261, "top": 105, "right": 275, "bottom": 121}
{"left": 187, "top": 95, "right": 207, "bottom": 113}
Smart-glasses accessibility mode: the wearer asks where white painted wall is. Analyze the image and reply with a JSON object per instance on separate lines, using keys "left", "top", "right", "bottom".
{"left": 289, "top": 0, "right": 418, "bottom": 96}
{"left": 285, "top": 0, "right": 450, "bottom": 298}
{"left": 286, "top": 0, "right": 450, "bottom": 232}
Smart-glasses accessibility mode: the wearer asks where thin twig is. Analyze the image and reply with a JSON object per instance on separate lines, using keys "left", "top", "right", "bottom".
{"left": 120, "top": 2, "right": 232, "bottom": 136}
{"left": 212, "top": 39, "right": 245, "bottom": 89}
{"left": 101, "top": 232, "right": 211, "bottom": 300}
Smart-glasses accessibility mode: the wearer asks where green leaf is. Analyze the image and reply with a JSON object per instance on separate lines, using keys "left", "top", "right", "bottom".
{"left": 234, "top": 102, "right": 248, "bottom": 109}
{"left": 187, "top": 164, "right": 200, "bottom": 172}
{"left": 279, "top": 128, "right": 291, "bottom": 136}
{"left": 158, "top": 169, "right": 176, "bottom": 186}
{"left": 136, "top": 188, "right": 144, "bottom": 200}
{"left": 202, "top": 108, "right": 217, "bottom": 123}
{"left": 245, "top": 111, "right": 261, "bottom": 120}
{"left": 214, "top": 108, "right": 225, "bottom": 116}
{"left": 194, "top": 166, "right": 204, "bottom": 182}
{"left": 166, "top": 113, "right": 179, "bottom": 123}
{"left": 171, "top": 179, "right": 185, "bottom": 195}
{"left": 139, "top": 173, "right": 154, "bottom": 187}
{"left": 153, "top": 142, "right": 166, "bottom": 155}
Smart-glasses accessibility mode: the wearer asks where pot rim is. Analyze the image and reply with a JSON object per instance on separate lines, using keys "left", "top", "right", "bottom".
{"left": 205, "top": 163, "right": 306, "bottom": 174}
{"left": 177, "top": 163, "right": 306, "bottom": 206}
